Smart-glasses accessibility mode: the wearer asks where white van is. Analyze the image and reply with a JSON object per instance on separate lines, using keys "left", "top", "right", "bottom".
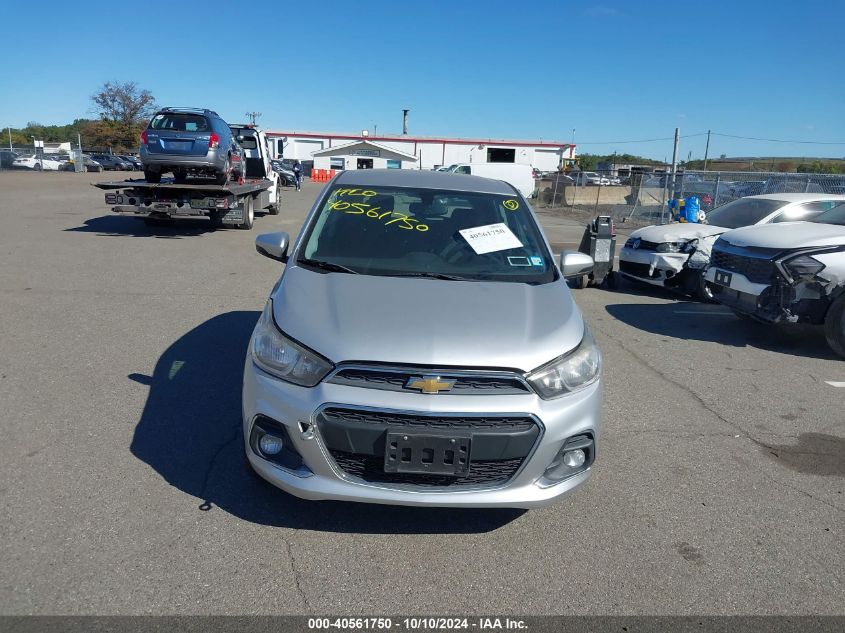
{"left": 447, "top": 163, "right": 536, "bottom": 198}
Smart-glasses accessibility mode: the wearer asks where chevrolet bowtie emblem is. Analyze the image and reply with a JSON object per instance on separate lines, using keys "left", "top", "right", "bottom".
{"left": 405, "top": 376, "right": 456, "bottom": 394}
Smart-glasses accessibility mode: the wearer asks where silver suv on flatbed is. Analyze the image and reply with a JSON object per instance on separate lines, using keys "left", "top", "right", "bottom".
{"left": 140, "top": 107, "right": 239, "bottom": 185}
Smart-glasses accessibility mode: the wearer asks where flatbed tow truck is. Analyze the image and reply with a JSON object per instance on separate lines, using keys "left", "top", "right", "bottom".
{"left": 95, "top": 176, "right": 273, "bottom": 230}
{"left": 95, "top": 123, "right": 283, "bottom": 230}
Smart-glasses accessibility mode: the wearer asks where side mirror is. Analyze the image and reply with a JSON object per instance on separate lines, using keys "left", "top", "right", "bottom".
{"left": 560, "top": 250, "right": 594, "bottom": 278}
{"left": 255, "top": 231, "right": 290, "bottom": 263}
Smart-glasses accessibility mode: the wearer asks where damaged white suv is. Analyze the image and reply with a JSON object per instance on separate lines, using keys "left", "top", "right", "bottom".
{"left": 619, "top": 194, "right": 844, "bottom": 301}
{"left": 705, "top": 200, "right": 845, "bottom": 357}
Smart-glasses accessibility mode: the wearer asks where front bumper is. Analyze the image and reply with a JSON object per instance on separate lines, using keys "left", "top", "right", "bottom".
{"left": 619, "top": 247, "right": 691, "bottom": 287}
{"left": 242, "top": 360, "right": 602, "bottom": 509}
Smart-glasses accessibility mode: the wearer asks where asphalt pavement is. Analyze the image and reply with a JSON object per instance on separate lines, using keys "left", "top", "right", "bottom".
{"left": 0, "top": 170, "right": 842, "bottom": 615}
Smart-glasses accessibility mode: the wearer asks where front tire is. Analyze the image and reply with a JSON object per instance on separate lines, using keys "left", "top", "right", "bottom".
{"left": 268, "top": 185, "right": 281, "bottom": 215}
{"left": 144, "top": 169, "right": 161, "bottom": 183}
{"left": 823, "top": 293, "right": 845, "bottom": 358}
{"left": 696, "top": 275, "right": 715, "bottom": 303}
{"left": 34, "top": 163, "right": 43, "bottom": 171}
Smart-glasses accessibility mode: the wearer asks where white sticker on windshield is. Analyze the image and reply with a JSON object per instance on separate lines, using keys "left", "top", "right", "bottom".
{"left": 459, "top": 223, "right": 523, "bottom": 255}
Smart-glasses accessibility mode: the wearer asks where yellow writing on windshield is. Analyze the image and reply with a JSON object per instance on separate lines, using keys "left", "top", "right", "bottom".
{"left": 329, "top": 201, "right": 429, "bottom": 232}
{"left": 335, "top": 188, "right": 378, "bottom": 198}
{"left": 503, "top": 199, "right": 519, "bottom": 211}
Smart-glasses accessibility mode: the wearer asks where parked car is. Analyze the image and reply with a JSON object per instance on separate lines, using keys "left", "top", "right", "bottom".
{"left": 444, "top": 163, "right": 536, "bottom": 197}
{"left": 570, "top": 171, "right": 607, "bottom": 186}
{"left": 705, "top": 200, "right": 845, "bottom": 357}
{"left": 91, "top": 154, "right": 132, "bottom": 171}
{"left": 619, "top": 194, "right": 845, "bottom": 301}
{"left": 62, "top": 155, "right": 104, "bottom": 172}
{"left": 270, "top": 159, "right": 296, "bottom": 186}
{"left": 11, "top": 154, "right": 63, "bottom": 171}
{"left": 118, "top": 155, "right": 143, "bottom": 170}
{"left": 1, "top": 150, "right": 20, "bottom": 168}
{"left": 244, "top": 169, "right": 602, "bottom": 508}
{"left": 140, "top": 107, "right": 239, "bottom": 184}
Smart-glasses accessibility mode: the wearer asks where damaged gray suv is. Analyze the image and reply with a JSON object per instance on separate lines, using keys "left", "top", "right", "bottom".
{"left": 242, "top": 169, "right": 603, "bottom": 508}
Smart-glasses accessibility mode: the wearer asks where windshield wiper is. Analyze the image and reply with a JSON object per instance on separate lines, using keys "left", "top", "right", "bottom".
{"left": 387, "top": 272, "right": 478, "bottom": 281}
{"left": 297, "top": 258, "right": 359, "bottom": 274}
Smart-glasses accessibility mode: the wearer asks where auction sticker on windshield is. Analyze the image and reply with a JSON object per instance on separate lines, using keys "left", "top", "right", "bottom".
{"left": 459, "top": 223, "right": 523, "bottom": 255}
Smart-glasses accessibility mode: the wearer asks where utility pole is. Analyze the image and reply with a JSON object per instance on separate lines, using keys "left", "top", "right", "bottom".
{"left": 245, "top": 111, "right": 261, "bottom": 126}
{"left": 669, "top": 127, "right": 680, "bottom": 197}
{"left": 8, "top": 126, "right": 12, "bottom": 152}
{"left": 702, "top": 129, "right": 711, "bottom": 171}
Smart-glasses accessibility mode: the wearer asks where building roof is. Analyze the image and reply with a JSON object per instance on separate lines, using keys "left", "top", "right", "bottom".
{"left": 311, "top": 140, "right": 418, "bottom": 161}
{"left": 334, "top": 168, "right": 516, "bottom": 194}
{"left": 267, "top": 130, "right": 574, "bottom": 149}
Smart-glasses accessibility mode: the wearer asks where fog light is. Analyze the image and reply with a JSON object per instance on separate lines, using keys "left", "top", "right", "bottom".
{"left": 258, "top": 433, "right": 284, "bottom": 456}
{"left": 563, "top": 449, "right": 586, "bottom": 468}
{"left": 541, "top": 434, "right": 595, "bottom": 484}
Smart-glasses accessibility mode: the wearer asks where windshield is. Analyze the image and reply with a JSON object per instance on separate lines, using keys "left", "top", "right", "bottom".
{"left": 812, "top": 201, "right": 845, "bottom": 226}
{"left": 149, "top": 113, "right": 210, "bottom": 132}
{"left": 706, "top": 198, "right": 787, "bottom": 229}
{"left": 297, "top": 185, "right": 555, "bottom": 284}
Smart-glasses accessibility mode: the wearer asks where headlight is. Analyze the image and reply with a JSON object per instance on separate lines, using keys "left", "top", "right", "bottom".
{"left": 527, "top": 328, "right": 602, "bottom": 398}
{"left": 782, "top": 254, "right": 825, "bottom": 281}
{"left": 656, "top": 241, "right": 688, "bottom": 253}
{"left": 252, "top": 301, "right": 333, "bottom": 387}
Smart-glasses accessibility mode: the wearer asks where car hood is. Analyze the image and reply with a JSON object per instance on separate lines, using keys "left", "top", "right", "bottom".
{"left": 272, "top": 266, "right": 584, "bottom": 372}
{"left": 629, "top": 222, "right": 727, "bottom": 243}
{"left": 718, "top": 222, "right": 845, "bottom": 249}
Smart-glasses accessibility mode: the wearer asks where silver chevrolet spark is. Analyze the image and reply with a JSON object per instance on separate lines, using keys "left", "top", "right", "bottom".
{"left": 243, "top": 169, "right": 602, "bottom": 508}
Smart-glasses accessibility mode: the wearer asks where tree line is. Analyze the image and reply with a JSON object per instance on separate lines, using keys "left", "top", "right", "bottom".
{"left": 3, "top": 81, "right": 156, "bottom": 153}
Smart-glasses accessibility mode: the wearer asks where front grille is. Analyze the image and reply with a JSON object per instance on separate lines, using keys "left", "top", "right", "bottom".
{"left": 317, "top": 407, "right": 540, "bottom": 489}
{"left": 619, "top": 260, "right": 658, "bottom": 278}
{"left": 711, "top": 250, "right": 776, "bottom": 284}
{"left": 330, "top": 450, "right": 524, "bottom": 487}
{"left": 327, "top": 367, "right": 530, "bottom": 395}
{"left": 319, "top": 407, "right": 536, "bottom": 431}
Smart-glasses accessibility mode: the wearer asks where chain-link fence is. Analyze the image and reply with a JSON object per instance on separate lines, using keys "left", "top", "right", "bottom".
{"left": 534, "top": 170, "right": 845, "bottom": 227}
{"left": 0, "top": 145, "right": 82, "bottom": 171}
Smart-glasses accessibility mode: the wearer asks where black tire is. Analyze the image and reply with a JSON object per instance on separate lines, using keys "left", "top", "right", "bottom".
{"left": 34, "top": 163, "right": 42, "bottom": 171}
{"left": 215, "top": 156, "right": 231, "bottom": 186}
{"left": 571, "top": 275, "right": 586, "bottom": 290}
{"left": 268, "top": 185, "right": 281, "bottom": 215}
{"left": 144, "top": 169, "right": 161, "bottom": 183}
{"left": 604, "top": 270, "right": 617, "bottom": 289}
{"left": 823, "top": 293, "right": 845, "bottom": 358}
{"left": 696, "top": 275, "right": 715, "bottom": 303}
{"left": 239, "top": 195, "right": 255, "bottom": 230}
{"left": 173, "top": 169, "right": 188, "bottom": 184}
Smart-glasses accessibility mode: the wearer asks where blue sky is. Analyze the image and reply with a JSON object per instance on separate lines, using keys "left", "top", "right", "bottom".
{"left": 2, "top": 0, "right": 844, "bottom": 160}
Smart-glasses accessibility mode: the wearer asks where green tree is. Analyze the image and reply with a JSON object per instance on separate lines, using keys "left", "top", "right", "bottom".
{"left": 91, "top": 81, "right": 156, "bottom": 150}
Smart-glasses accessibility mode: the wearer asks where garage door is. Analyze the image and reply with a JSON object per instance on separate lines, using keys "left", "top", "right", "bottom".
{"left": 293, "top": 140, "right": 324, "bottom": 160}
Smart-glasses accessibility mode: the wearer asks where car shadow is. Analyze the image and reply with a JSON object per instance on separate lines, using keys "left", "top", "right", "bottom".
{"left": 129, "top": 311, "right": 523, "bottom": 534}
{"left": 605, "top": 301, "right": 839, "bottom": 360}
{"left": 66, "top": 215, "right": 232, "bottom": 238}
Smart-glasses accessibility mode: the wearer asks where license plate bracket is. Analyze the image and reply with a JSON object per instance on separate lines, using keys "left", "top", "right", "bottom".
{"left": 714, "top": 269, "right": 733, "bottom": 287}
{"left": 384, "top": 431, "right": 471, "bottom": 476}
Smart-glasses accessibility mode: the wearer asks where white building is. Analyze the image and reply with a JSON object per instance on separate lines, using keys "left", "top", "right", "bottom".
{"left": 265, "top": 130, "right": 576, "bottom": 172}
